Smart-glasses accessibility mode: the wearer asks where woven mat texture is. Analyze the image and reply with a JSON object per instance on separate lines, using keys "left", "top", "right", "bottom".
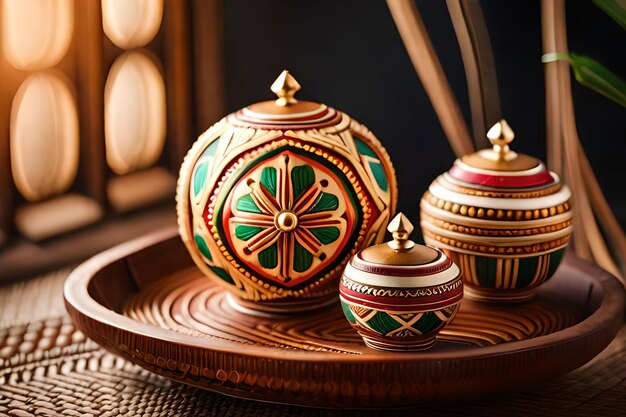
{"left": 1, "top": 268, "right": 625, "bottom": 417}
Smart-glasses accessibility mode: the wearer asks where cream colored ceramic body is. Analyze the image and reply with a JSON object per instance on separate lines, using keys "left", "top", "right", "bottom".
{"left": 420, "top": 121, "right": 573, "bottom": 303}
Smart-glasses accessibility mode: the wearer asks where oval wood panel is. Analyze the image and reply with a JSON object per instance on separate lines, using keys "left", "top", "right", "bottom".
{"left": 104, "top": 50, "right": 166, "bottom": 175}
{"left": 102, "top": 0, "right": 163, "bottom": 49}
{"left": 64, "top": 228, "right": 625, "bottom": 408}
{"left": 10, "top": 71, "right": 80, "bottom": 202}
{"left": 1, "top": 0, "right": 73, "bottom": 70}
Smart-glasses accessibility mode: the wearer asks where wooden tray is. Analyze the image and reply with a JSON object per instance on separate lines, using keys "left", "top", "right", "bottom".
{"left": 64, "top": 227, "right": 624, "bottom": 408}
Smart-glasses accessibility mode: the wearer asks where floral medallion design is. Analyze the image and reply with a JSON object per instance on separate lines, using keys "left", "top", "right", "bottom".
{"left": 222, "top": 150, "right": 358, "bottom": 288}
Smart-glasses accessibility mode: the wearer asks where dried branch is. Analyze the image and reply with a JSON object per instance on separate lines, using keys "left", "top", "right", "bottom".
{"left": 541, "top": 0, "right": 625, "bottom": 282}
{"left": 447, "top": 0, "right": 501, "bottom": 149}
{"left": 387, "top": 0, "right": 474, "bottom": 157}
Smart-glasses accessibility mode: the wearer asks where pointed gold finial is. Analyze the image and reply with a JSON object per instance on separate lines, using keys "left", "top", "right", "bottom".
{"left": 271, "top": 70, "right": 301, "bottom": 106}
{"left": 487, "top": 119, "right": 515, "bottom": 158}
{"left": 387, "top": 213, "right": 415, "bottom": 251}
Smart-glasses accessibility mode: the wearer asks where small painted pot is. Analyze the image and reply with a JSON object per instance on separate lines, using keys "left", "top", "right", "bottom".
{"left": 340, "top": 213, "right": 463, "bottom": 351}
{"left": 420, "top": 120, "right": 573, "bottom": 303}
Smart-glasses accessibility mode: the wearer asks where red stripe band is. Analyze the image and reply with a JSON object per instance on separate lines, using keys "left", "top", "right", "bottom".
{"left": 449, "top": 165, "right": 554, "bottom": 188}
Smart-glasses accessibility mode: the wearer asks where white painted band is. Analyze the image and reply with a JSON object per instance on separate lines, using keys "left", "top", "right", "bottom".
{"left": 454, "top": 159, "right": 546, "bottom": 176}
{"left": 343, "top": 261, "right": 460, "bottom": 288}
{"left": 428, "top": 182, "right": 571, "bottom": 210}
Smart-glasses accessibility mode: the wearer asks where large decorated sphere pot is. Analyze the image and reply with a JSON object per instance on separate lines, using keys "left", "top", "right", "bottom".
{"left": 340, "top": 213, "right": 463, "bottom": 351}
{"left": 177, "top": 71, "right": 397, "bottom": 313}
{"left": 420, "top": 120, "right": 573, "bottom": 303}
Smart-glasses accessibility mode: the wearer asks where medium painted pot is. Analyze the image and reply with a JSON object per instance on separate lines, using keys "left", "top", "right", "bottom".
{"left": 340, "top": 213, "right": 463, "bottom": 351}
{"left": 420, "top": 120, "right": 573, "bottom": 303}
{"left": 177, "top": 71, "right": 397, "bottom": 313}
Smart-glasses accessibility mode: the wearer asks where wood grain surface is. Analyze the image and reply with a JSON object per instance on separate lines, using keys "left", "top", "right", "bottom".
{"left": 61, "top": 228, "right": 624, "bottom": 408}
{"left": 1, "top": 256, "right": 626, "bottom": 415}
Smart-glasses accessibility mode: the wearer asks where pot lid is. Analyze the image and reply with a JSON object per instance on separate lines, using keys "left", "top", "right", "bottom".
{"left": 359, "top": 213, "right": 439, "bottom": 266}
{"left": 449, "top": 119, "right": 556, "bottom": 189}
{"left": 228, "top": 70, "right": 342, "bottom": 129}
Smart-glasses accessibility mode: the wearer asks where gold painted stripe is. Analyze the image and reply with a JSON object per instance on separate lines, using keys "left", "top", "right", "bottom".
{"left": 420, "top": 201, "right": 573, "bottom": 229}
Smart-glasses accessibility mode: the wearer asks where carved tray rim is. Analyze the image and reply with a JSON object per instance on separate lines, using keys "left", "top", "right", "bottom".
{"left": 64, "top": 227, "right": 625, "bottom": 406}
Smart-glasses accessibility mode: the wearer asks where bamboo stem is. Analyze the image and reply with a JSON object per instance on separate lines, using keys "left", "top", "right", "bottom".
{"left": 579, "top": 147, "right": 626, "bottom": 270}
{"left": 541, "top": 0, "right": 563, "bottom": 172}
{"left": 542, "top": 0, "right": 624, "bottom": 282}
{"left": 387, "top": 0, "right": 474, "bottom": 157}
{"left": 447, "top": 0, "right": 500, "bottom": 150}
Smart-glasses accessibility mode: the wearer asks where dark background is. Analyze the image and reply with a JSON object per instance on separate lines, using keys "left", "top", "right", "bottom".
{"left": 222, "top": 0, "right": 625, "bottom": 238}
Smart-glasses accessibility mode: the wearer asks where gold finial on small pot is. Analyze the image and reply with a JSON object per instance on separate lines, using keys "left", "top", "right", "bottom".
{"left": 487, "top": 119, "right": 515, "bottom": 159}
{"left": 387, "top": 213, "right": 415, "bottom": 251}
{"left": 270, "top": 70, "right": 301, "bottom": 106}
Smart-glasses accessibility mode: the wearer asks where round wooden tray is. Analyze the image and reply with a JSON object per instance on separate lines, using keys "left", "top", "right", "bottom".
{"left": 64, "top": 227, "right": 624, "bottom": 408}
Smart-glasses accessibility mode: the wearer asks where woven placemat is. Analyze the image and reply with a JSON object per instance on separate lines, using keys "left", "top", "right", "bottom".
{"left": 1, "top": 269, "right": 625, "bottom": 417}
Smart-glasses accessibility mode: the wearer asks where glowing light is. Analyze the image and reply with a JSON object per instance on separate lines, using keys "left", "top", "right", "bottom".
{"left": 1, "top": 0, "right": 74, "bottom": 71}
{"left": 104, "top": 50, "right": 167, "bottom": 175}
{"left": 11, "top": 72, "right": 80, "bottom": 202}
{"left": 101, "top": 0, "right": 163, "bottom": 49}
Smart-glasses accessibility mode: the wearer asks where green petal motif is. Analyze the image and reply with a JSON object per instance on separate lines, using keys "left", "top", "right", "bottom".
{"left": 259, "top": 244, "right": 278, "bottom": 269}
{"left": 293, "top": 241, "right": 313, "bottom": 272}
{"left": 194, "top": 234, "right": 212, "bottom": 262}
{"left": 235, "top": 225, "right": 264, "bottom": 241}
{"left": 236, "top": 194, "right": 262, "bottom": 213}
{"left": 261, "top": 167, "right": 277, "bottom": 196}
{"left": 291, "top": 165, "right": 315, "bottom": 200}
{"left": 210, "top": 266, "right": 235, "bottom": 285}
{"left": 309, "top": 192, "right": 339, "bottom": 213}
{"left": 193, "top": 139, "right": 220, "bottom": 198}
{"left": 310, "top": 227, "right": 340, "bottom": 244}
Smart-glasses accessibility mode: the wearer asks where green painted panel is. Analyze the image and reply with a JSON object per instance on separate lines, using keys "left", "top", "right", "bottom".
{"left": 236, "top": 194, "right": 262, "bottom": 213}
{"left": 194, "top": 234, "right": 212, "bottom": 262}
{"left": 309, "top": 226, "right": 340, "bottom": 244}
{"left": 235, "top": 225, "right": 264, "bottom": 241}
{"left": 475, "top": 256, "right": 498, "bottom": 288}
{"left": 547, "top": 248, "right": 566, "bottom": 277}
{"left": 354, "top": 138, "right": 377, "bottom": 157}
{"left": 193, "top": 139, "right": 220, "bottom": 198}
{"left": 210, "top": 266, "right": 235, "bottom": 285}
{"left": 368, "top": 161, "right": 389, "bottom": 192}
{"left": 411, "top": 312, "right": 442, "bottom": 334}
{"left": 291, "top": 165, "right": 314, "bottom": 201}
{"left": 516, "top": 256, "right": 540, "bottom": 288}
{"left": 193, "top": 161, "right": 209, "bottom": 198}
{"left": 260, "top": 167, "right": 277, "bottom": 196}
{"left": 293, "top": 241, "right": 313, "bottom": 272}
{"left": 354, "top": 138, "right": 388, "bottom": 192}
{"left": 366, "top": 311, "right": 402, "bottom": 334}
{"left": 309, "top": 192, "right": 339, "bottom": 213}
{"left": 258, "top": 243, "right": 278, "bottom": 269}
{"left": 341, "top": 301, "right": 356, "bottom": 324}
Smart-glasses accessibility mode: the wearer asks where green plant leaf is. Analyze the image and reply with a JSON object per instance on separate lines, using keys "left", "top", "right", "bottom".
{"left": 542, "top": 52, "right": 626, "bottom": 107}
{"left": 593, "top": 0, "right": 626, "bottom": 30}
